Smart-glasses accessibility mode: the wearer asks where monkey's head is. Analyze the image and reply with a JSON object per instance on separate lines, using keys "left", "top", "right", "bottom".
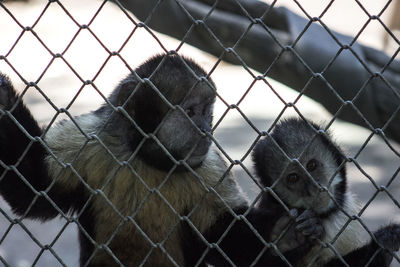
{"left": 252, "top": 118, "right": 347, "bottom": 216}
{"left": 105, "top": 54, "right": 216, "bottom": 171}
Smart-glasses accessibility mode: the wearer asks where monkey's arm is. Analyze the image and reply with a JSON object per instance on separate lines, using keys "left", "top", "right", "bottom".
{"left": 324, "top": 224, "right": 400, "bottom": 267}
{"left": 190, "top": 205, "right": 315, "bottom": 266}
{"left": 193, "top": 205, "right": 279, "bottom": 266}
{"left": 0, "top": 74, "right": 82, "bottom": 220}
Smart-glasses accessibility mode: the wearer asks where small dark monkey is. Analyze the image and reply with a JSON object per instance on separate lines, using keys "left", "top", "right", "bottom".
{"left": 252, "top": 118, "right": 400, "bottom": 266}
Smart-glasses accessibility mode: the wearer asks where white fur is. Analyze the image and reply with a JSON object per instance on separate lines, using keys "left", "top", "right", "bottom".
{"left": 44, "top": 114, "right": 247, "bottom": 266}
{"left": 304, "top": 191, "right": 366, "bottom": 266}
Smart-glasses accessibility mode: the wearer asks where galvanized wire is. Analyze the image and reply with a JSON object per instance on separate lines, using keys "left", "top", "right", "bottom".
{"left": 0, "top": 0, "right": 399, "bottom": 266}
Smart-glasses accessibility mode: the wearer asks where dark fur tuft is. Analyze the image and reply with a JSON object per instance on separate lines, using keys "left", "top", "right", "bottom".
{"left": 375, "top": 223, "right": 400, "bottom": 251}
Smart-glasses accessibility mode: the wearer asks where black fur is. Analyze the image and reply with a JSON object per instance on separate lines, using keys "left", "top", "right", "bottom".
{"left": 326, "top": 224, "right": 400, "bottom": 267}
{"left": 252, "top": 118, "right": 347, "bottom": 217}
{"left": 105, "top": 55, "right": 214, "bottom": 172}
{"left": 187, "top": 204, "right": 314, "bottom": 266}
{"left": 0, "top": 75, "right": 85, "bottom": 219}
{"left": 0, "top": 55, "right": 309, "bottom": 266}
{"left": 252, "top": 118, "right": 400, "bottom": 266}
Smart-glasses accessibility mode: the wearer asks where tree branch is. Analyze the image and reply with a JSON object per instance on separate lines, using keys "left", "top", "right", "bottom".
{"left": 115, "top": 0, "right": 400, "bottom": 142}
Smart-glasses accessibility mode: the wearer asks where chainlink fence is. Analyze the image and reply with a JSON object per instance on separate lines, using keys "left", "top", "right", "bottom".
{"left": 0, "top": 0, "right": 399, "bottom": 266}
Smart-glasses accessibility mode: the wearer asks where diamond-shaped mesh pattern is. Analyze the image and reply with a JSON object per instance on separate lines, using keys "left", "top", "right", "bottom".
{"left": 0, "top": 0, "right": 399, "bottom": 266}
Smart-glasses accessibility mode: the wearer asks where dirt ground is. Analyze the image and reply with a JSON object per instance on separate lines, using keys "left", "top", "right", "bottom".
{"left": 0, "top": 0, "right": 399, "bottom": 266}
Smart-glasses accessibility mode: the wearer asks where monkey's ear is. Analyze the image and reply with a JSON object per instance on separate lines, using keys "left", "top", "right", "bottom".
{"left": 112, "top": 77, "right": 166, "bottom": 134}
{"left": 253, "top": 134, "right": 289, "bottom": 187}
{"left": 252, "top": 136, "right": 273, "bottom": 186}
{"left": 111, "top": 79, "right": 139, "bottom": 108}
{"left": 0, "top": 74, "right": 18, "bottom": 110}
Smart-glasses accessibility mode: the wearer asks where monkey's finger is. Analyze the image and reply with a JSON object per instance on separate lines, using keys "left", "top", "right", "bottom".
{"left": 296, "top": 219, "right": 322, "bottom": 236}
{"left": 295, "top": 209, "right": 316, "bottom": 223}
{"left": 296, "top": 218, "right": 319, "bottom": 229}
{"left": 308, "top": 225, "right": 324, "bottom": 240}
{"left": 296, "top": 226, "right": 313, "bottom": 236}
{"left": 288, "top": 208, "right": 299, "bottom": 218}
{"left": 297, "top": 226, "right": 324, "bottom": 239}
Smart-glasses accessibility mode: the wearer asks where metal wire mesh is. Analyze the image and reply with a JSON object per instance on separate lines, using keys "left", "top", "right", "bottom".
{"left": 0, "top": 0, "right": 399, "bottom": 266}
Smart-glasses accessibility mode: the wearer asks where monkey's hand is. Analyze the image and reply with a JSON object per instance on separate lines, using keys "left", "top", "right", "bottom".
{"left": 295, "top": 209, "right": 324, "bottom": 241}
{"left": 0, "top": 73, "right": 17, "bottom": 111}
{"left": 270, "top": 209, "right": 307, "bottom": 253}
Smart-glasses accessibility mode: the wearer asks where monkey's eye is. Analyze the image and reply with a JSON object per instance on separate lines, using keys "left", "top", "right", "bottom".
{"left": 306, "top": 159, "right": 317, "bottom": 172}
{"left": 185, "top": 107, "right": 195, "bottom": 117}
{"left": 286, "top": 173, "right": 299, "bottom": 184}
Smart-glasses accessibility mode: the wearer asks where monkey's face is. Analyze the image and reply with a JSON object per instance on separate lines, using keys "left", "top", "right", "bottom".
{"left": 109, "top": 54, "right": 217, "bottom": 171}
{"left": 130, "top": 80, "right": 215, "bottom": 171}
{"left": 253, "top": 118, "right": 347, "bottom": 216}
{"left": 272, "top": 147, "right": 344, "bottom": 215}
{"left": 156, "top": 87, "right": 215, "bottom": 168}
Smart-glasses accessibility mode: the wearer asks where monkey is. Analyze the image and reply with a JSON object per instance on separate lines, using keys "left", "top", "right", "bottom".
{"left": 252, "top": 117, "right": 400, "bottom": 266}
{"left": 0, "top": 54, "right": 323, "bottom": 266}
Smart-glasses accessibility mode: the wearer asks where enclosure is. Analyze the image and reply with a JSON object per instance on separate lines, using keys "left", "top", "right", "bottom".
{"left": 0, "top": 0, "right": 399, "bottom": 266}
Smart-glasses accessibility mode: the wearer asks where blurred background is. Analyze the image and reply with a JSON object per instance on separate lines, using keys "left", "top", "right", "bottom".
{"left": 0, "top": 0, "right": 399, "bottom": 266}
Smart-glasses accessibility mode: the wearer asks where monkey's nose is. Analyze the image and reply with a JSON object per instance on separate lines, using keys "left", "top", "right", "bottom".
{"left": 306, "top": 183, "right": 318, "bottom": 197}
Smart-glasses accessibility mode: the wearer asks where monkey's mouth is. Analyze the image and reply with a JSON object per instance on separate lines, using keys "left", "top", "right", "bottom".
{"left": 187, "top": 136, "right": 211, "bottom": 155}
{"left": 309, "top": 193, "right": 334, "bottom": 215}
{"left": 184, "top": 140, "right": 211, "bottom": 167}
{"left": 186, "top": 154, "right": 207, "bottom": 167}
